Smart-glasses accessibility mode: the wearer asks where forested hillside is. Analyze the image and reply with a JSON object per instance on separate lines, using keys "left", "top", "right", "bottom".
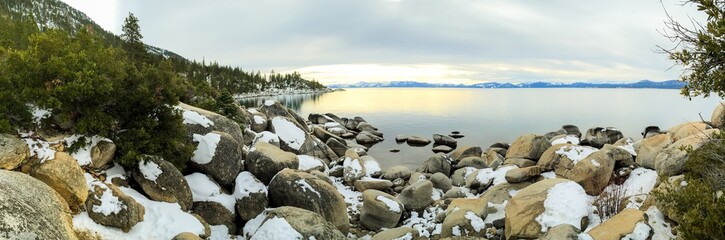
{"left": 0, "top": 0, "right": 326, "bottom": 108}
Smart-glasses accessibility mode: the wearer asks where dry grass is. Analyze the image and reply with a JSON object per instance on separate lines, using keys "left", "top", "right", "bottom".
{"left": 593, "top": 182, "right": 627, "bottom": 221}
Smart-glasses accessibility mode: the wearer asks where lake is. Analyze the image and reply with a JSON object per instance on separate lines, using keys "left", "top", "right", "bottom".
{"left": 240, "top": 88, "right": 723, "bottom": 170}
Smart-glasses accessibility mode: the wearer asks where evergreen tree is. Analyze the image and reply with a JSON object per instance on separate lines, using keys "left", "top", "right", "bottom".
{"left": 662, "top": 0, "right": 725, "bottom": 98}
{"left": 121, "top": 12, "right": 147, "bottom": 62}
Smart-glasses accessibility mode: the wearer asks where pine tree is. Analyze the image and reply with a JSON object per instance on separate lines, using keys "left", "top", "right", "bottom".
{"left": 121, "top": 12, "right": 146, "bottom": 62}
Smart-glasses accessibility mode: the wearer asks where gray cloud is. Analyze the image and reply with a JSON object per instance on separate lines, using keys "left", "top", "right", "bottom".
{"left": 69, "top": 0, "right": 706, "bottom": 84}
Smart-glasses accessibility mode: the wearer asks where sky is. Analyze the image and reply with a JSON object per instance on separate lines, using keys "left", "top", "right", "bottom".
{"left": 59, "top": 0, "right": 705, "bottom": 85}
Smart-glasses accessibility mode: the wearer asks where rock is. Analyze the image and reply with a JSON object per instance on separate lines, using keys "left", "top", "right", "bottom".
{"left": 356, "top": 130, "right": 384, "bottom": 145}
{"left": 503, "top": 157, "right": 536, "bottom": 168}
{"left": 178, "top": 102, "right": 244, "bottom": 148}
{"left": 172, "top": 232, "right": 203, "bottom": 240}
{"left": 654, "top": 131, "right": 716, "bottom": 177}
{"left": 360, "top": 155, "right": 382, "bottom": 177}
{"left": 464, "top": 168, "right": 497, "bottom": 192}
{"left": 0, "top": 170, "right": 77, "bottom": 239}
{"left": 455, "top": 156, "right": 487, "bottom": 169}
{"left": 449, "top": 133, "right": 465, "bottom": 139}
{"left": 250, "top": 113, "right": 268, "bottom": 133}
{"left": 190, "top": 213, "right": 212, "bottom": 238}
{"left": 267, "top": 169, "right": 349, "bottom": 233}
{"left": 653, "top": 175, "right": 687, "bottom": 222}
{"left": 490, "top": 142, "right": 510, "bottom": 149}
{"left": 433, "top": 134, "right": 458, "bottom": 147}
{"left": 325, "top": 138, "right": 348, "bottom": 157}
{"left": 505, "top": 179, "right": 588, "bottom": 239}
{"left": 601, "top": 144, "right": 636, "bottom": 168}
{"left": 484, "top": 149, "right": 505, "bottom": 168}
{"left": 480, "top": 182, "right": 532, "bottom": 205}
{"left": 267, "top": 116, "right": 310, "bottom": 152}
{"left": 29, "top": 152, "right": 88, "bottom": 213}
{"left": 583, "top": 127, "right": 623, "bottom": 148}
{"left": 557, "top": 149, "right": 616, "bottom": 195}
{"left": 587, "top": 208, "right": 648, "bottom": 240}
{"left": 451, "top": 167, "right": 476, "bottom": 187}
{"left": 444, "top": 187, "right": 469, "bottom": 199}
{"left": 355, "top": 122, "right": 378, "bottom": 132}
{"left": 242, "top": 128, "right": 257, "bottom": 146}
{"left": 354, "top": 178, "right": 394, "bottom": 192}
{"left": 505, "top": 134, "right": 551, "bottom": 160}
{"left": 634, "top": 134, "right": 671, "bottom": 169}
{"left": 360, "top": 190, "right": 404, "bottom": 230}
{"left": 0, "top": 134, "right": 29, "bottom": 170}
{"left": 397, "top": 180, "right": 435, "bottom": 211}
{"left": 343, "top": 156, "right": 367, "bottom": 183}
{"left": 130, "top": 155, "right": 193, "bottom": 211}
{"left": 312, "top": 126, "right": 344, "bottom": 143}
{"left": 310, "top": 170, "right": 333, "bottom": 186}
{"left": 540, "top": 224, "right": 580, "bottom": 240}
{"left": 243, "top": 206, "right": 345, "bottom": 239}
{"left": 449, "top": 146, "right": 483, "bottom": 161}
{"left": 192, "top": 201, "right": 236, "bottom": 233}
{"left": 308, "top": 113, "right": 333, "bottom": 124}
{"left": 417, "top": 153, "right": 453, "bottom": 176}
{"left": 89, "top": 140, "right": 116, "bottom": 169}
{"left": 669, "top": 122, "right": 711, "bottom": 142}
{"left": 430, "top": 172, "right": 453, "bottom": 192}
{"left": 86, "top": 182, "right": 144, "bottom": 232}
{"left": 549, "top": 134, "right": 581, "bottom": 145}
{"left": 641, "top": 126, "right": 662, "bottom": 138}
{"left": 382, "top": 165, "right": 412, "bottom": 181}
{"left": 713, "top": 102, "right": 725, "bottom": 128}
{"left": 406, "top": 136, "right": 431, "bottom": 146}
{"left": 246, "top": 141, "right": 299, "bottom": 184}
{"left": 440, "top": 210, "right": 487, "bottom": 238}
{"left": 505, "top": 166, "right": 541, "bottom": 183}
{"left": 259, "top": 100, "right": 308, "bottom": 128}
{"left": 371, "top": 226, "right": 419, "bottom": 240}
{"left": 234, "top": 172, "right": 268, "bottom": 221}
{"left": 545, "top": 129, "right": 567, "bottom": 140}
{"left": 389, "top": 148, "right": 400, "bottom": 153}
{"left": 562, "top": 125, "right": 582, "bottom": 137}
{"left": 432, "top": 145, "right": 454, "bottom": 153}
{"left": 446, "top": 198, "right": 488, "bottom": 218}
{"left": 395, "top": 134, "right": 408, "bottom": 142}
{"left": 189, "top": 131, "right": 244, "bottom": 187}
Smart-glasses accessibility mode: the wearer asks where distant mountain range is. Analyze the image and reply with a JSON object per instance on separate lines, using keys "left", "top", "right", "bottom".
{"left": 327, "top": 80, "right": 686, "bottom": 89}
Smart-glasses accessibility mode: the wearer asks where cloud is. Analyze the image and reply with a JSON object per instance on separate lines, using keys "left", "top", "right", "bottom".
{"left": 62, "top": 0, "right": 705, "bottom": 84}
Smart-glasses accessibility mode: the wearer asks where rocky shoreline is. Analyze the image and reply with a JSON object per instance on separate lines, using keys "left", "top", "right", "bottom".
{"left": 233, "top": 88, "right": 336, "bottom": 100}
{"left": 1, "top": 100, "right": 723, "bottom": 239}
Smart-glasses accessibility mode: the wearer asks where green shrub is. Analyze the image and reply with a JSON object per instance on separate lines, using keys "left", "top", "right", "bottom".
{"left": 653, "top": 133, "right": 725, "bottom": 239}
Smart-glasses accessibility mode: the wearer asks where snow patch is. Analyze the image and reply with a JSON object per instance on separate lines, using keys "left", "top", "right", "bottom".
{"left": 376, "top": 195, "right": 401, "bottom": 213}
{"left": 484, "top": 201, "right": 508, "bottom": 225}
{"left": 271, "top": 117, "right": 306, "bottom": 150}
{"left": 192, "top": 132, "right": 221, "bottom": 164}
{"left": 138, "top": 159, "right": 163, "bottom": 182}
{"left": 617, "top": 138, "right": 637, "bottom": 156}
{"left": 551, "top": 135, "right": 580, "bottom": 145}
{"left": 233, "top": 171, "right": 267, "bottom": 199}
{"left": 64, "top": 135, "right": 112, "bottom": 166}
{"left": 362, "top": 158, "right": 381, "bottom": 176}
{"left": 622, "top": 221, "right": 652, "bottom": 240}
{"left": 21, "top": 136, "right": 56, "bottom": 163}
{"left": 253, "top": 131, "right": 279, "bottom": 145}
{"left": 184, "top": 173, "right": 236, "bottom": 213}
{"left": 402, "top": 206, "right": 445, "bottom": 238}
{"left": 555, "top": 145, "right": 599, "bottom": 164}
{"left": 297, "top": 155, "right": 325, "bottom": 171}
{"left": 296, "top": 179, "right": 321, "bottom": 197}
{"left": 393, "top": 233, "right": 413, "bottom": 240}
{"left": 29, "top": 105, "right": 51, "bottom": 126}
{"left": 179, "top": 107, "right": 214, "bottom": 127}
{"left": 331, "top": 177, "right": 362, "bottom": 215}
{"left": 541, "top": 171, "right": 557, "bottom": 179}
{"left": 253, "top": 115, "right": 266, "bottom": 125}
{"left": 623, "top": 168, "right": 658, "bottom": 209}
{"left": 246, "top": 216, "right": 302, "bottom": 240}
{"left": 73, "top": 185, "right": 206, "bottom": 239}
{"left": 535, "top": 181, "right": 590, "bottom": 232}
{"left": 645, "top": 206, "right": 675, "bottom": 240}
{"left": 465, "top": 211, "right": 485, "bottom": 232}
{"left": 104, "top": 163, "right": 126, "bottom": 184}
{"left": 263, "top": 100, "right": 276, "bottom": 106}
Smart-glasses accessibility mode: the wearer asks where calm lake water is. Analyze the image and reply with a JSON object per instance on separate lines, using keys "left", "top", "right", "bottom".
{"left": 241, "top": 88, "right": 723, "bottom": 170}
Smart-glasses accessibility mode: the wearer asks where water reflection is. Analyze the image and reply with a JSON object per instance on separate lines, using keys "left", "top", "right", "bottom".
{"left": 239, "top": 92, "right": 324, "bottom": 111}
{"left": 247, "top": 88, "right": 724, "bottom": 170}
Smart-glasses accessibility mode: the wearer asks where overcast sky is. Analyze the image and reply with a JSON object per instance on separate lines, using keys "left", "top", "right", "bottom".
{"left": 60, "top": 0, "right": 704, "bottom": 85}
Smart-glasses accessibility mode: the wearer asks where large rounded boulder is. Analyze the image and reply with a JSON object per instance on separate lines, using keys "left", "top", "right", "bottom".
{"left": 246, "top": 141, "right": 298, "bottom": 184}
{"left": 505, "top": 178, "right": 589, "bottom": 239}
{"left": 29, "top": 151, "right": 88, "bottom": 213}
{"left": 177, "top": 103, "right": 244, "bottom": 147}
{"left": 417, "top": 153, "right": 453, "bottom": 176}
{"left": 189, "top": 131, "right": 244, "bottom": 187}
{"left": 582, "top": 127, "right": 624, "bottom": 148}
{"left": 0, "top": 170, "right": 78, "bottom": 239}
{"left": 397, "top": 180, "right": 435, "bottom": 211}
{"left": 233, "top": 171, "right": 269, "bottom": 221}
{"left": 552, "top": 147, "right": 615, "bottom": 195}
{"left": 0, "top": 133, "right": 29, "bottom": 170}
{"left": 712, "top": 102, "right": 725, "bottom": 128}
{"left": 86, "top": 181, "right": 145, "bottom": 232}
{"left": 243, "top": 206, "right": 345, "bottom": 239}
{"left": 360, "top": 190, "right": 404, "bottom": 230}
{"left": 505, "top": 134, "right": 551, "bottom": 160}
{"left": 267, "top": 169, "right": 349, "bottom": 233}
{"left": 634, "top": 133, "right": 672, "bottom": 169}
{"left": 131, "top": 155, "right": 193, "bottom": 211}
